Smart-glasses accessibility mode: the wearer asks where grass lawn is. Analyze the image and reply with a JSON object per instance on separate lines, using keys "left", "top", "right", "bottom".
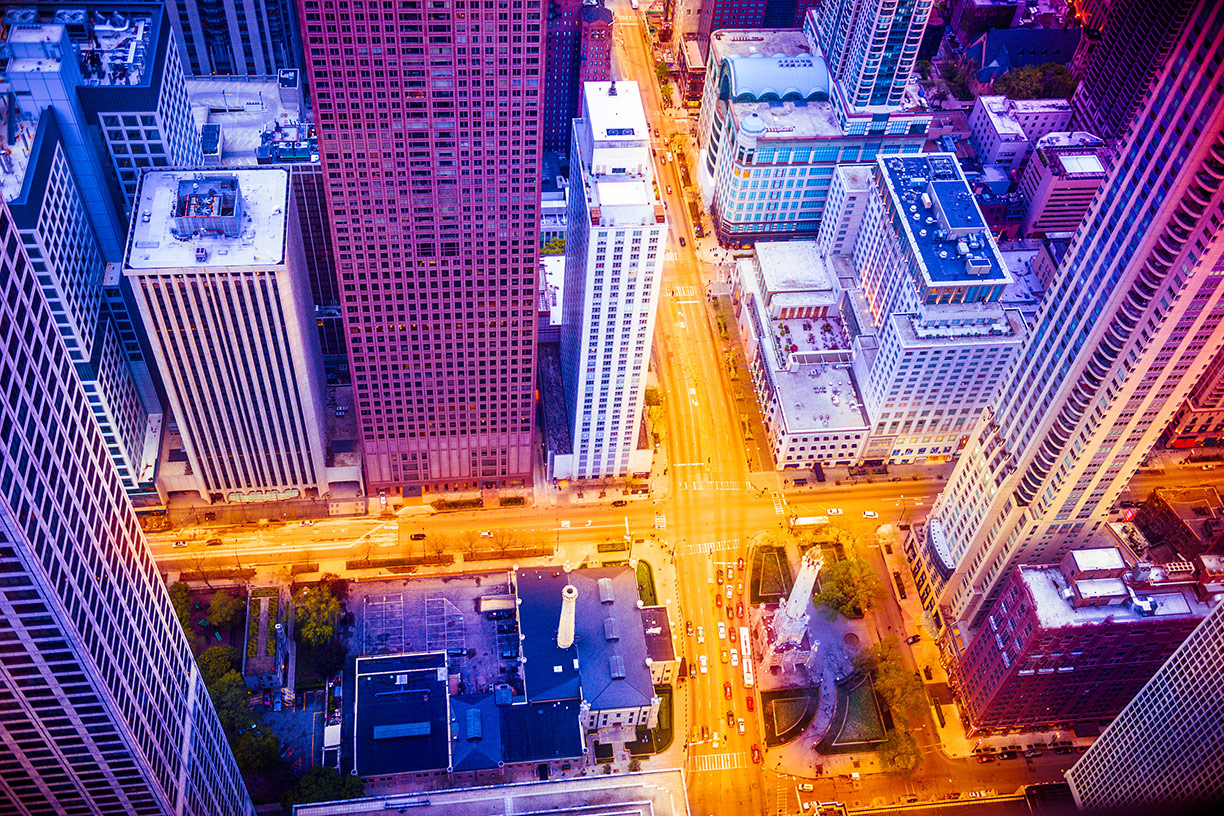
{"left": 637, "top": 560, "right": 658, "bottom": 606}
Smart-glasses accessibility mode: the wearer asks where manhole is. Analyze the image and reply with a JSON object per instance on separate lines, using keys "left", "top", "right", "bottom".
{"left": 843, "top": 632, "right": 860, "bottom": 648}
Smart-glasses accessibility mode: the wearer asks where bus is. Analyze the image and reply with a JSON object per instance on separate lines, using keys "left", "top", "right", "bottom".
{"left": 740, "top": 627, "right": 754, "bottom": 688}
{"left": 789, "top": 516, "right": 829, "bottom": 529}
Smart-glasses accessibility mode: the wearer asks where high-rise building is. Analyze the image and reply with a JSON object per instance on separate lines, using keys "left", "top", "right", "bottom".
{"left": 950, "top": 547, "right": 1215, "bottom": 734}
{"left": 165, "top": 0, "right": 303, "bottom": 77}
{"left": 1071, "top": 0, "right": 1197, "bottom": 143}
{"left": 124, "top": 168, "right": 357, "bottom": 502}
{"left": 812, "top": 0, "right": 931, "bottom": 108}
{"left": 1018, "top": 132, "right": 1108, "bottom": 238}
{"left": 561, "top": 82, "right": 665, "bottom": 479}
{"left": 908, "top": 0, "right": 1224, "bottom": 634}
{"left": 0, "top": 197, "right": 253, "bottom": 813}
{"left": 1064, "top": 600, "right": 1224, "bottom": 808}
{"left": 696, "top": 0, "right": 819, "bottom": 59}
{"left": 1164, "top": 345, "right": 1224, "bottom": 448}
{"left": 848, "top": 154, "right": 1025, "bottom": 465}
{"left": 298, "top": 0, "right": 544, "bottom": 497}
{"left": 542, "top": 0, "right": 613, "bottom": 157}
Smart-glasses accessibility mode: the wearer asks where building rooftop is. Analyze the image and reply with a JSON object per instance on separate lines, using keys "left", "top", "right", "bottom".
{"left": 186, "top": 78, "right": 310, "bottom": 166}
{"left": 3, "top": 7, "right": 155, "bottom": 87}
{"left": 1068, "top": 547, "right": 1127, "bottom": 573}
{"left": 353, "top": 653, "right": 451, "bottom": 777}
{"left": 584, "top": 81, "right": 649, "bottom": 142}
{"left": 976, "top": 96, "right": 1026, "bottom": 139}
{"left": 756, "top": 242, "right": 835, "bottom": 294}
{"left": 0, "top": 96, "right": 38, "bottom": 201}
{"left": 834, "top": 163, "right": 874, "bottom": 191}
{"left": 731, "top": 98, "right": 845, "bottom": 140}
{"left": 639, "top": 606, "right": 675, "bottom": 664}
{"left": 722, "top": 51, "right": 830, "bottom": 100}
{"left": 877, "top": 154, "right": 1012, "bottom": 287}
{"left": 539, "top": 255, "right": 565, "bottom": 327}
{"left": 126, "top": 168, "right": 288, "bottom": 270}
{"left": 708, "top": 29, "right": 811, "bottom": 64}
{"left": 1020, "top": 564, "right": 1214, "bottom": 630}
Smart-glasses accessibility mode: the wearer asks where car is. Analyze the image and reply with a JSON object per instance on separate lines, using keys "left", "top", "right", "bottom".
{"left": 737, "top": 718, "right": 746, "bottom": 735}
{"left": 686, "top": 620, "right": 695, "bottom": 637}
{"left": 975, "top": 754, "right": 995, "bottom": 763}
{"left": 1053, "top": 747, "right": 1073, "bottom": 754}
{"left": 205, "top": 539, "right": 223, "bottom": 547}
{"left": 300, "top": 520, "right": 314, "bottom": 526}
{"left": 906, "top": 634, "right": 921, "bottom": 644}
{"left": 689, "top": 661, "right": 698, "bottom": 678}
{"left": 273, "top": 698, "right": 282, "bottom": 712}
{"left": 611, "top": 499, "right": 627, "bottom": 507}
{"left": 653, "top": 128, "right": 660, "bottom": 138}
{"left": 697, "top": 626, "right": 705, "bottom": 644}
{"left": 736, "top": 601, "right": 745, "bottom": 619}
{"left": 720, "top": 649, "right": 728, "bottom": 664}
{"left": 736, "top": 582, "right": 743, "bottom": 594}
{"left": 717, "top": 568, "right": 724, "bottom": 585}
{"left": 724, "top": 682, "right": 733, "bottom": 700}
{"left": 409, "top": 532, "right": 426, "bottom": 541}
{"left": 716, "top": 593, "right": 723, "bottom": 608}
{"left": 726, "top": 710, "right": 735, "bottom": 727}
{"left": 496, "top": 623, "right": 517, "bottom": 634}
{"left": 729, "top": 627, "right": 738, "bottom": 644}
{"left": 751, "top": 745, "right": 762, "bottom": 764}
{"left": 679, "top": 236, "right": 687, "bottom": 247}
{"left": 712, "top": 732, "right": 720, "bottom": 749}
{"left": 718, "top": 621, "right": 727, "bottom": 640}
{"left": 701, "top": 725, "right": 709, "bottom": 741}
{"left": 667, "top": 185, "right": 674, "bottom": 195}
{"left": 666, "top": 152, "right": 674, "bottom": 162}
{"left": 737, "top": 557, "right": 745, "bottom": 571}
{"left": 728, "top": 604, "right": 736, "bottom": 620}
{"left": 827, "top": 508, "right": 843, "bottom": 515}
{"left": 862, "top": 510, "right": 879, "bottom": 518}
{"left": 1203, "top": 464, "right": 1217, "bottom": 470}
{"left": 691, "top": 727, "right": 701, "bottom": 745}
{"left": 998, "top": 751, "right": 1018, "bottom": 760}
{"left": 1023, "top": 749, "right": 1042, "bottom": 758}
{"left": 797, "top": 783, "right": 813, "bottom": 792}
{"left": 746, "top": 695, "right": 754, "bottom": 712}
{"left": 725, "top": 584, "right": 733, "bottom": 600}
{"left": 480, "top": 530, "right": 493, "bottom": 538}
{"left": 730, "top": 648, "right": 739, "bottom": 667}
{"left": 699, "top": 655, "right": 708, "bottom": 674}
{"left": 172, "top": 540, "right": 187, "bottom": 548}
{"left": 487, "top": 609, "right": 513, "bottom": 621}
{"left": 499, "top": 649, "right": 518, "bottom": 660}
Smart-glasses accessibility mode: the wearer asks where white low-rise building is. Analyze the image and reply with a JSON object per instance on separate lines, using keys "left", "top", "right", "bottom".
{"left": 968, "top": 96, "right": 1073, "bottom": 175}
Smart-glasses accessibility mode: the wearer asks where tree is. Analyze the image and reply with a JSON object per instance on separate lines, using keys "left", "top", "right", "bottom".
{"left": 198, "top": 644, "right": 240, "bottom": 687}
{"left": 233, "top": 725, "right": 281, "bottom": 773}
{"left": 541, "top": 236, "right": 566, "bottom": 256}
{"left": 459, "top": 530, "right": 482, "bottom": 559}
{"left": 660, "top": 83, "right": 674, "bottom": 106}
{"left": 169, "top": 581, "right": 192, "bottom": 634}
{"left": 643, "top": 386, "right": 662, "bottom": 407}
{"left": 879, "top": 729, "right": 923, "bottom": 775}
{"left": 311, "top": 637, "right": 349, "bottom": 679}
{"left": 854, "top": 636, "right": 926, "bottom": 726}
{"left": 814, "top": 558, "right": 883, "bottom": 618}
{"left": 996, "top": 62, "right": 1077, "bottom": 100}
{"left": 209, "top": 670, "right": 254, "bottom": 737}
{"left": 427, "top": 533, "right": 452, "bottom": 560}
{"left": 283, "top": 767, "right": 364, "bottom": 808}
{"left": 208, "top": 589, "right": 244, "bottom": 631}
{"left": 320, "top": 573, "right": 350, "bottom": 601}
{"left": 654, "top": 60, "right": 669, "bottom": 83}
{"left": 492, "top": 529, "right": 517, "bottom": 556}
{"left": 295, "top": 584, "right": 340, "bottom": 648}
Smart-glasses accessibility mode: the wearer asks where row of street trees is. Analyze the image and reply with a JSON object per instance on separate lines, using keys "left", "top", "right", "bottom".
{"left": 854, "top": 636, "right": 928, "bottom": 774}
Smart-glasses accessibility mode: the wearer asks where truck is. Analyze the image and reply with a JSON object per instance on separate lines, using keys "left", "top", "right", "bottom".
{"left": 789, "top": 516, "right": 829, "bottom": 528}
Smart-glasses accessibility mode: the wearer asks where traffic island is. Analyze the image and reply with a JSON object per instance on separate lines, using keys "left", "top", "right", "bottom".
{"left": 761, "top": 686, "right": 820, "bottom": 747}
{"left": 817, "top": 673, "right": 887, "bottom": 754}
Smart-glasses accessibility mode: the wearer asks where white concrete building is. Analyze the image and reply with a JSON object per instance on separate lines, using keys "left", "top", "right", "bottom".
{"left": 124, "top": 168, "right": 357, "bottom": 501}
{"left": 561, "top": 82, "right": 665, "bottom": 479}
{"left": 968, "top": 96, "right": 1073, "bottom": 175}
{"left": 911, "top": 3, "right": 1224, "bottom": 636}
{"left": 817, "top": 164, "right": 874, "bottom": 256}
{"left": 734, "top": 242, "right": 871, "bottom": 470}
{"left": 1019, "top": 132, "right": 1108, "bottom": 237}
{"left": 848, "top": 154, "right": 1026, "bottom": 464}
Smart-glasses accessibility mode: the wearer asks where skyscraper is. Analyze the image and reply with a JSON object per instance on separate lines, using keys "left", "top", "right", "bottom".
{"left": 813, "top": 0, "right": 931, "bottom": 108}
{"left": 0, "top": 197, "right": 253, "bottom": 812}
{"left": 298, "top": 0, "right": 544, "bottom": 497}
{"left": 561, "top": 82, "right": 665, "bottom": 479}
{"left": 909, "top": 0, "right": 1224, "bottom": 633}
{"left": 1071, "top": 0, "right": 1197, "bottom": 143}
{"left": 1064, "top": 600, "right": 1224, "bottom": 808}
{"left": 542, "top": 0, "right": 613, "bottom": 157}
{"left": 165, "top": 0, "right": 303, "bottom": 77}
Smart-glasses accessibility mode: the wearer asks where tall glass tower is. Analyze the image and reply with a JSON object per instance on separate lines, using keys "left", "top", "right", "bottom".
{"left": 813, "top": 0, "right": 931, "bottom": 107}
{"left": 911, "top": 0, "right": 1224, "bottom": 633}
{"left": 0, "top": 200, "right": 252, "bottom": 813}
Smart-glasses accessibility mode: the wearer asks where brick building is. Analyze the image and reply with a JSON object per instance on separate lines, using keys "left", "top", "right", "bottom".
{"left": 542, "top": 0, "right": 613, "bottom": 157}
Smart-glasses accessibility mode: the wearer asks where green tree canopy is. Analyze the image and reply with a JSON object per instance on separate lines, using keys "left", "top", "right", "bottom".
{"left": 169, "top": 581, "right": 192, "bottom": 634}
{"left": 660, "top": 83, "right": 674, "bottom": 106}
{"left": 198, "top": 644, "right": 240, "bottom": 688}
{"left": 233, "top": 725, "right": 281, "bottom": 773}
{"left": 209, "top": 670, "right": 254, "bottom": 738}
{"left": 320, "top": 573, "right": 351, "bottom": 601}
{"left": 295, "top": 584, "right": 340, "bottom": 648}
{"left": 854, "top": 635, "right": 927, "bottom": 726}
{"left": 814, "top": 558, "right": 883, "bottom": 618}
{"left": 208, "top": 589, "right": 244, "bottom": 631}
{"left": 654, "top": 60, "right": 669, "bottom": 83}
{"left": 995, "top": 62, "right": 1077, "bottom": 100}
{"left": 311, "top": 637, "right": 349, "bottom": 679}
{"left": 879, "top": 729, "right": 922, "bottom": 775}
{"left": 282, "top": 767, "right": 364, "bottom": 808}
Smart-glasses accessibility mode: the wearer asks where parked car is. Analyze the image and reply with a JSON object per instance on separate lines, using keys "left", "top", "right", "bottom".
{"left": 998, "top": 751, "right": 1018, "bottom": 760}
{"left": 679, "top": 236, "right": 687, "bottom": 247}
{"left": 724, "top": 682, "right": 733, "bottom": 700}
{"left": 1023, "top": 749, "right": 1042, "bottom": 758}
{"left": 737, "top": 718, "right": 746, "bottom": 735}
{"left": 976, "top": 754, "right": 995, "bottom": 763}
{"left": 611, "top": 499, "right": 627, "bottom": 507}
{"left": 697, "top": 626, "right": 705, "bottom": 644}
{"left": 751, "top": 745, "right": 762, "bottom": 764}
{"left": 862, "top": 510, "right": 879, "bottom": 519}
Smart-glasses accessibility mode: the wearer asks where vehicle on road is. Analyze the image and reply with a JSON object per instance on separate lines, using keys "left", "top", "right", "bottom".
{"left": 717, "top": 568, "right": 724, "bottom": 585}
{"left": 718, "top": 621, "right": 727, "bottom": 639}
{"left": 724, "top": 682, "right": 733, "bottom": 700}
{"left": 827, "top": 508, "right": 843, "bottom": 515}
{"left": 750, "top": 745, "right": 762, "bottom": 764}
{"left": 797, "top": 783, "right": 813, "bottom": 792}
{"left": 679, "top": 236, "right": 687, "bottom": 247}
{"left": 1024, "top": 749, "right": 1042, "bottom": 757}
{"left": 689, "top": 661, "right": 697, "bottom": 678}
{"left": 716, "top": 593, "right": 723, "bottom": 608}
{"left": 736, "top": 601, "right": 745, "bottom": 619}
{"left": 745, "top": 694, "right": 754, "bottom": 711}
{"left": 862, "top": 510, "right": 879, "bottom": 518}
{"left": 172, "top": 540, "right": 187, "bottom": 548}
{"left": 726, "top": 604, "right": 735, "bottom": 620}
{"left": 699, "top": 655, "right": 708, "bottom": 674}
{"left": 410, "top": 532, "right": 426, "bottom": 541}
{"left": 701, "top": 725, "right": 709, "bottom": 741}
{"left": 300, "top": 520, "right": 314, "bottom": 526}
{"left": 729, "top": 627, "right": 737, "bottom": 644}
{"left": 906, "top": 634, "right": 921, "bottom": 644}
{"left": 790, "top": 516, "right": 829, "bottom": 528}
{"left": 666, "top": 151, "right": 674, "bottom": 162}
{"left": 480, "top": 530, "right": 493, "bottom": 537}
{"left": 686, "top": 620, "right": 694, "bottom": 637}
{"left": 713, "top": 732, "right": 720, "bottom": 749}
{"left": 730, "top": 648, "right": 739, "bottom": 667}
{"left": 736, "top": 582, "right": 743, "bottom": 594}
{"left": 611, "top": 499, "right": 627, "bottom": 507}
{"left": 737, "top": 557, "right": 745, "bottom": 571}
{"left": 667, "top": 185, "right": 673, "bottom": 195}
{"left": 725, "top": 584, "right": 733, "bottom": 600}
{"left": 691, "top": 727, "right": 700, "bottom": 744}
{"left": 737, "top": 718, "right": 746, "bottom": 735}
{"left": 975, "top": 754, "right": 995, "bottom": 763}
{"left": 720, "top": 649, "right": 728, "bottom": 664}
{"left": 726, "top": 710, "right": 734, "bottom": 727}
{"left": 697, "top": 626, "right": 705, "bottom": 644}
{"left": 998, "top": 751, "right": 1018, "bottom": 760}
{"left": 206, "top": 539, "right": 222, "bottom": 547}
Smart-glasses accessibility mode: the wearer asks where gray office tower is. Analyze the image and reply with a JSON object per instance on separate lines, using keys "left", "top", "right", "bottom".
{"left": 0, "top": 197, "right": 252, "bottom": 812}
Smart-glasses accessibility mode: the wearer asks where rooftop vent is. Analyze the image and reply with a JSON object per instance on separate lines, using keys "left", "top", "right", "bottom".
{"left": 598, "top": 577, "right": 614, "bottom": 603}
{"left": 609, "top": 654, "right": 626, "bottom": 679}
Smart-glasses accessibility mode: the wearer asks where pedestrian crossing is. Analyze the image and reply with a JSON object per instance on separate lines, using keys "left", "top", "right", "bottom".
{"left": 773, "top": 493, "right": 787, "bottom": 515}
{"left": 692, "top": 752, "right": 743, "bottom": 772}
{"left": 654, "top": 513, "right": 667, "bottom": 531}
{"left": 680, "top": 538, "right": 739, "bottom": 556}
{"left": 679, "top": 479, "right": 755, "bottom": 492}
{"left": 674, "top": 285, "right": 699, "bottom": 298}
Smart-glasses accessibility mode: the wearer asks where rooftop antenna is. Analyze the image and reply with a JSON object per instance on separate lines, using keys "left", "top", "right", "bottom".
{"left": 609, "top": 80, "right": 617, "bottom": 96}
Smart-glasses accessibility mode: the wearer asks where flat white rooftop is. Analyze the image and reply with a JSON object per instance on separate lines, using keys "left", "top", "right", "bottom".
{"left": 1057, "top": 153, "right": 1105, "bottom": 176}
{"left": 1021, "top": 566, "right": 1212, "bottom": 629}
{"left": 756, "top": 242, "right": 835, "bottom": 293}
{"left": 584, "top": 81, "right": 649, "bottom": 142}
{"left": 126, "top": 168, "right": 289, "bottom": 270}
{"left": 1068, "top": 547, "right": 1126, "bottom": 572}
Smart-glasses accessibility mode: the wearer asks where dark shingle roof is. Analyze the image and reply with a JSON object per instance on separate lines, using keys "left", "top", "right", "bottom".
{"left": 966, "top": 28, "right": 1081, "bottom": 85}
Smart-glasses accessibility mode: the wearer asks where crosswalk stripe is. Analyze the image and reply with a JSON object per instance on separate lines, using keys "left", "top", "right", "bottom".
{"left": 680, "top": 480, "right": 754, "bottom": 492}
{"left": 681, "top": 538, "right": 739, "bottom": 556}
{"left": 692, "top": 752, "right": 742, "bottom": 772}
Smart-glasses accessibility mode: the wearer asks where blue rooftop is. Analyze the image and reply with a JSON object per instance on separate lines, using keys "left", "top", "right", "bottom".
{"left": 877, "top": 154, "right": 1011, "bottom": 287}
{"left": 353, "top": 653, "right": 451, "bottom": 776}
